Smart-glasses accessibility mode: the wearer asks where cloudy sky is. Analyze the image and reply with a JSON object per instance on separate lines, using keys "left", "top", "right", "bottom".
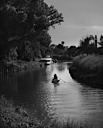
{"left": 44, "top": 0, "right": 103, "bottom": 46}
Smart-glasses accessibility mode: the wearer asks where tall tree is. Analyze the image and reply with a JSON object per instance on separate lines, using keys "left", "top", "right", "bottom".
{"left": 0, "top": 0, "right": 64, "bottom": 59}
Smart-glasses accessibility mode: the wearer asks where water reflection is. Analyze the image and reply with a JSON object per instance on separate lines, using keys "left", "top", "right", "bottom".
{"left": 57, "top": 63, "right": 65, "bottom": 72}
{"left": 0, "top": 62, "right": 103, "bottom": 127}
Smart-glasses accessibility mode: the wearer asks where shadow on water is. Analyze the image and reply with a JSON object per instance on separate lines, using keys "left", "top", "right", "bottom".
{"left": 0, "top": 62, "right": 103, "bottom": 127}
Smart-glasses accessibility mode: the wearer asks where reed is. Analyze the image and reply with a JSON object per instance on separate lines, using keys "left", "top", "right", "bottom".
{"left": 72, "top": 54, "right": 103, "bottom": 74}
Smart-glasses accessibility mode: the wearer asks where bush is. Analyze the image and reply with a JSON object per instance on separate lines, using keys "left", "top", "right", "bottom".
{"left": 72, "top": 54, "right": 103, "bottom": 74}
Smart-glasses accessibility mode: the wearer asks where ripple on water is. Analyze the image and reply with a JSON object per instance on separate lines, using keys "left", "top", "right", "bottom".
{"left": 0, "top": 62, "right": 103, "bottom": 128}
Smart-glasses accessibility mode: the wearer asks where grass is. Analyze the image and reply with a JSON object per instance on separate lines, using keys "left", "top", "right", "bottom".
{"left": 0, "top": 95, "right": 92, "bottom": 128}
{"left": 0, "top": 95, "right": 40, "bottom": 128}
{"left": 72, "top": 54, "right": 103, "bottom": 74}
{"left": 69, "top": 54, "right": 103, "bottom": 87}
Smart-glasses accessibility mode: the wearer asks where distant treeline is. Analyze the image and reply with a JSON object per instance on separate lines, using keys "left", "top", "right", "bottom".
{"left": 50, "top": 35, "right": 103, "bottom": 61}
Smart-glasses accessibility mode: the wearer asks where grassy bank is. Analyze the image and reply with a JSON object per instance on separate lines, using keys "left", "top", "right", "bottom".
{"left": 5, "top": 60, "right": 44, "bottom": 72}
{"left": 0, "top": 96, "right": 92, "bottom": 128}
{"left": 0, "top": 60, "right": 44, "bottom": 80}
{"left": 69, "top": 54, "right": 103, "bottom": 88}
{"left": 0, "top": 95, "right": 41, "bottom": 128}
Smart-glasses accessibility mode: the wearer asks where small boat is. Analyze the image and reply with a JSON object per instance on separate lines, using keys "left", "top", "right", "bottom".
{"left": 52, "top": 78, "right": 60, "bottom": 84}
{"left": 39, "top": 57, "right": 53, "bottom": 65}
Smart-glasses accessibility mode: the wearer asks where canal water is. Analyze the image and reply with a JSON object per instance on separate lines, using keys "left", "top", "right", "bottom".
{"left": 0, "top": 62, "right": 103, "bottom": 127}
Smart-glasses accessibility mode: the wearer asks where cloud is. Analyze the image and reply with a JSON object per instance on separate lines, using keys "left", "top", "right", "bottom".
{"left": 89, "top": 26, "right": 103, "bottom": 31}
{"left": 63, "top": 24, "right": 103, "bottom": 31}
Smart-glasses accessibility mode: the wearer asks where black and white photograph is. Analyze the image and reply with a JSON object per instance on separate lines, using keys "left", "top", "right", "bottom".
{"left": 0, "top": 0, "right": 103, "bottom": 128}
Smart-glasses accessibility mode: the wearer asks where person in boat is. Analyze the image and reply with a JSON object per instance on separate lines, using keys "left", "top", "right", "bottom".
{"left": 54, "top": 74, "right": 58, "bottom": 79}
{"left": 52, "top": 74, "right": 60, "bottom": 84}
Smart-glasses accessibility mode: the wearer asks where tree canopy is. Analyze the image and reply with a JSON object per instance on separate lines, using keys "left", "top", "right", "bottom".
{"left": 0, "top": 0, "right": 63, "bottom": 60}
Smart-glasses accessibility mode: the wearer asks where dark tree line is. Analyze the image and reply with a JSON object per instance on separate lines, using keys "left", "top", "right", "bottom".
{"left": 71, "top": 34, "right": 103, "bottom": 56}
{"left": 50, "top": 34, "right": 103, "bottom": 61}
{"left": 0, "top": 0, "right": 63, "bottom": 61}
{"left": 78, "top": 35, "right": 103, "bottom": 55}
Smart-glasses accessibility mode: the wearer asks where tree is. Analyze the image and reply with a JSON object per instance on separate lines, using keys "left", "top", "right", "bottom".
{"left": 67, "top": 46, "right": 77, "bottom": 57}
{"left": 56, "top": 41, "right": 65, "bottom": 50}
{"left": 0, "top": 0, "right": 64, "bottom": 59}
{"left": 99, "top": 35, "right": 103, "bottom": 47}
{"left": 61, "top": 41, "right": 65, "bottom": 45}
{"left": 79, "top": 35, "right": 95, "bottom": 54}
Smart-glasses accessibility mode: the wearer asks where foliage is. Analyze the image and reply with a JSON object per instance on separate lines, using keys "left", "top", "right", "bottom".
{"left": 70, "top": 54, "right": 103, "bottom": 86}
{"left": 79, "top": 35, "right": 99, "bottom": 54}
{"left": 52, "top": 41, "right": 65, "bottom": 57}
{"left": 0, "top": 0, "right": 63, "bottom": 60}
{"left": 8, "top": 47, "right": 18, "bottom": 61}
{"left": 98, "top": 35, "right": 103, "bottom": 47}
{"left": 0, "top": 95, "right": 40, "bottom": 128}
{"left": 67, "top": 45, "right": 77, "bottom": 57}
{"left": 0, "top": 95, "right": 92, "bottom": 128}
{"left": 72, "top": 54, "right": 103, "bottom": 74}
{"left": 57, "top": 41, "right": 65, "bottom": 50}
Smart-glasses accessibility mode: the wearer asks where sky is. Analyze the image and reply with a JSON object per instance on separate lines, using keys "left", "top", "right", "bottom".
{"left": 44, "top": 0, "right": 103, "bottom": 46}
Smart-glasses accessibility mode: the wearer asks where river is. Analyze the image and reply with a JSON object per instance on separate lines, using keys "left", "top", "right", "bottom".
{"left": 0, "top": 62, "right": 103, "bottom": 128}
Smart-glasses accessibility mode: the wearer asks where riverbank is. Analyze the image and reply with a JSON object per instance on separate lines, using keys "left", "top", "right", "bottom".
{"left": 69, "top": 54, "right": 103, "bottom": 88}
{"left": 5, "top": 60, "right": 44, "bottom": 72}
{"left": 0, "top": 60, "right": 44, "bottom": 80}
{"left": 0, "top": 96, "right": 92, "bottom": 128}
{"left": 0, "top": 95, "right": 41, "bottom": 128}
